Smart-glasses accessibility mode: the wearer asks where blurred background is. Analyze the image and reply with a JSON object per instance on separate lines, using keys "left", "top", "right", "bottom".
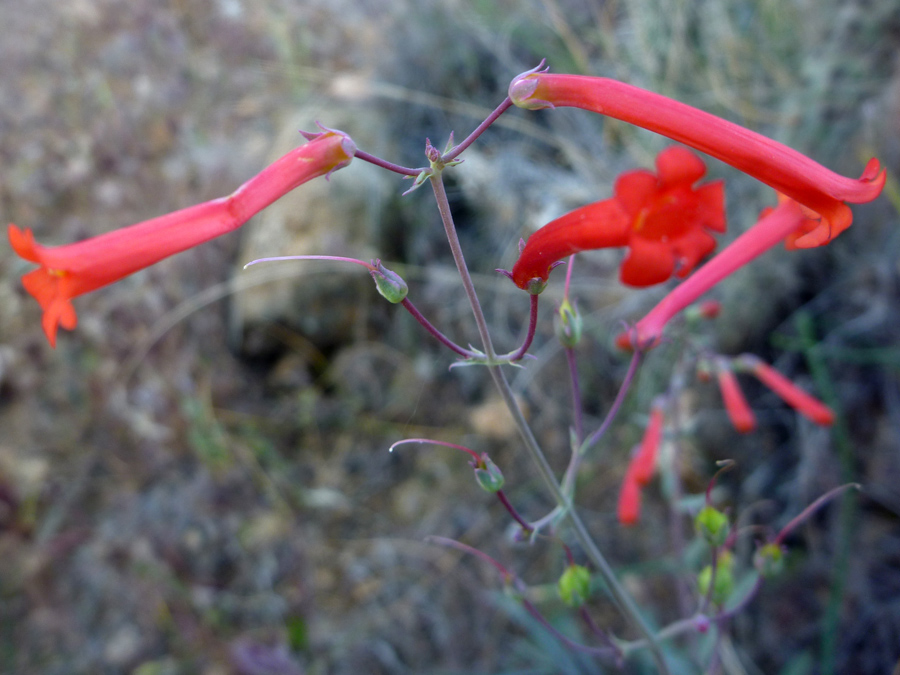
{"left": 1, "top": 0, "right": 899, "bottom": 673}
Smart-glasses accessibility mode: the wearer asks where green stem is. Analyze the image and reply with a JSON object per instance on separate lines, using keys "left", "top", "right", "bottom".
{"left": 794, "top": 312, "right": 857, "bottom": 675}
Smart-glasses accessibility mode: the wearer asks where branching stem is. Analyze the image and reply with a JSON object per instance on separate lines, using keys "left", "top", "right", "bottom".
{"left": 428, "top": 169, "right": 670, "bottom": 675}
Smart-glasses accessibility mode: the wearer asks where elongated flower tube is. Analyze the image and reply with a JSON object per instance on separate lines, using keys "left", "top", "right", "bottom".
{"left": 511, "top": 199, "right": 629, "bottom": 291}
{"left": 617, "top": 461, "right": 642, "bottom": 526}
{"left": 617, "top": 197, "right": 818, "bottom": 349}
{"left": 509, "top": 68, "right": 885, "bottom": 245}
{"left": 716, "top": 363, "right": 756, "bottom": 433}
{"left": 10, "top": 129, "right": 356, "bottom": 347}
{"left": 738, "top": 355, "right": 834, "bottom": 426}
{"left": 511, "top": 146, "right": 724, "bottom": 290}
{"left": 632, "top": 402, "right": 664, "bottom": 486}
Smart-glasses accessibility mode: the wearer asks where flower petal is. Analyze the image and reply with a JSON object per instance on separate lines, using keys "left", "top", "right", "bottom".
{"left": 693, "top": 181, "right": 727, "bottom": 233}
{"left": 8, "top": 224, "right": 40, "bottom": 263}
{"left": 620, "top": 234, "right": 676, "bottom": 287}
{"left": 672, "top": 227, "right": 717, "bottom": 278}
{"left": 614, "top": 170, "right": 658, "bottom": 218}
{"left": 655, "top": 146, "right": 706, "bottom": 187}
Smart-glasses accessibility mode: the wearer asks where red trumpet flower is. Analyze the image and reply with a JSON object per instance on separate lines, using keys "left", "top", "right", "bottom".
{"left": 509, "top": 68, "right": 885, "bottom": 246}
{"left": 717, "top": 363, "right": 756, "bottom": 433}
{"left": 511, "top": 146, "right": 725, "bottom": 290}
{"left": 10, "top": 129, "right": 356, "bottom": 347}
{"left": 739, "top": 355, "right": 834, "bottom": 426}
{"left": 617, "top": 461, "right": 642, "bottom": 526}
{"left": 631, "top": 402, "right": 664, "bottom": 486}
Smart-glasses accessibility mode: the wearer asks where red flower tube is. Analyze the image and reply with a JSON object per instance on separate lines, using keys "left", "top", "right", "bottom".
{"left": 716, "top": 364, "right": 756, "bottom": 433}
{"left": 511, "top": 198, "right": 629, "bottom": 291}
{"left": 10, "top": 129, "right": 356, "bottom": 347}
{"left": 617, "top": 462, "right": 642, "bottom": 526}
{"left": 632, "top": 403, "right": 664, "bottom": 486}
{"left": 509, "top": 68, "right": 885, "bottom": 246}
{"left": 617, "top": 197, "right": 818, "bottom": 349}
{"left": 740, "top": 355, "right": 835, "bottom": 426}
{"left": 511, "top": 146, "right": 725, "bottom": 290}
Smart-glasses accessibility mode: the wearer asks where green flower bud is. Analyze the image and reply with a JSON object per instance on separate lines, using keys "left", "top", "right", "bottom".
{"left": 371, "top": 261, "right": 408, "bottom": 304}
{"left": 558, "top": 564, "right": 592, "bottom": 608}
{"left": 697, "top": 551, "right": 734, "bottom": 606}
{"left": 554, "top": 299, "right": 583, "bottom": 348}
{"left": 473, "top": 455, "right": 505, "bottom": 493}
{"left": 695, "top": 505, "right": 730, "bottom": 547}
{"left": 754, "top": 542, "right": 785, "bottom": 578}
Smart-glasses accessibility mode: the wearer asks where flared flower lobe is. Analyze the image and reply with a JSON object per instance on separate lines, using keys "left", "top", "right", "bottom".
{"left": 616, "top": 146, "right": 725, "bottom": 286}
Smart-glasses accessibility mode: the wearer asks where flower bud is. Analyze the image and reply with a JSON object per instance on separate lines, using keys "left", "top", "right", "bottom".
{"left": 695, "top": 505, "right": 730, "bottom": 547}
{"left": 554, "top": 299, "right": 583, "bottom": 348}
{"left": 754, "top": 542, "right": 785, "bottom": 578}
{"left": 717, "top": 365, "right": 756, "bottom": 433}
{"left": 558, "top": 564, "right": 592, "bottom": 608}
{"left": 371, "top": 261, "right": 408, "bottom": 304}
{"left": 697, "top": 550, "right": 734, "bottom": 606}
{"left": 473, "top": 455, "right": 505, "bottom": 493}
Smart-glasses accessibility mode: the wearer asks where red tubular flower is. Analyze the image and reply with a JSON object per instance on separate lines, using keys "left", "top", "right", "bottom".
{"left": 741, "top": 355, "right": 835, "bottom": 426}
{"left": 617, "top": 197, "right": 818, "bottom": 349}
{"left": 10, "top": 129, "right": 356, "bottom": 347}
{"left": 716, "top": 364, "right": 756, "bottom": 433}
{"left": 632, "top": 403, "right": 664, "bottom": 486}
{"left": 511, "top": 198, "right": 629, "bottom": 290}
{"left": 511, "top": 146, "right": 724, "bottom": 290}
{"left": 510, "top": 69, "right": 885, "bottom": 245}
{"left": 617, "top": 462, "right": 642, "bottom": 526}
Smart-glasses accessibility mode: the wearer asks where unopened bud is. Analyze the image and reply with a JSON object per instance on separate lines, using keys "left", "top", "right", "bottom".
{"left": 473, "top": 455, "right": 505, "bottom": 493}
{"left": 554, "top": 299, "right": 583, "bottom": 348}
{"left": 558, "top": 564, "right": 591, "bottom": 608}
{"left": 697, "top": 551, "right": 735, "bottom": 606}
{"left": 754, "top": 542, "right": 785, "bottom": 578}
{"left": 695, "top": 505, "right": 730, "bottom": 547}
{"left": 371, "top": 261, "right": 408, "bottom": 304}
{"left": 425, "top": 138, "right": 442, "bottom": 164}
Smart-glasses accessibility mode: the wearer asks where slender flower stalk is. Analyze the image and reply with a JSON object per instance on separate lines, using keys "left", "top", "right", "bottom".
{"left": 737, "top": 355, "right": 835, "bottom": 426}
{"left": 502, "top": 294, "right": 540, "bottom": 362}
{"left": 716, "top": 363, "right": 756, "bottom": 433}
{"left": 10, "top": 129, "right": 356, "bottom": 347}
{"left": 772, "top": 483, "right": 860, "bottom": 546}
{"left": 430, "top": 170, "right": 670, "bottom": 673}
{"left": 509, "top": 67, "right": 885, "bottom": 244}
{"left": 399, "top": 299, "right": 478, "bottom": 358}
{"left": 617, "top": 198, "right": 817, "bottom": 349}
{"left": 426, "top": 537, "right": 619, "bottom": 660}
